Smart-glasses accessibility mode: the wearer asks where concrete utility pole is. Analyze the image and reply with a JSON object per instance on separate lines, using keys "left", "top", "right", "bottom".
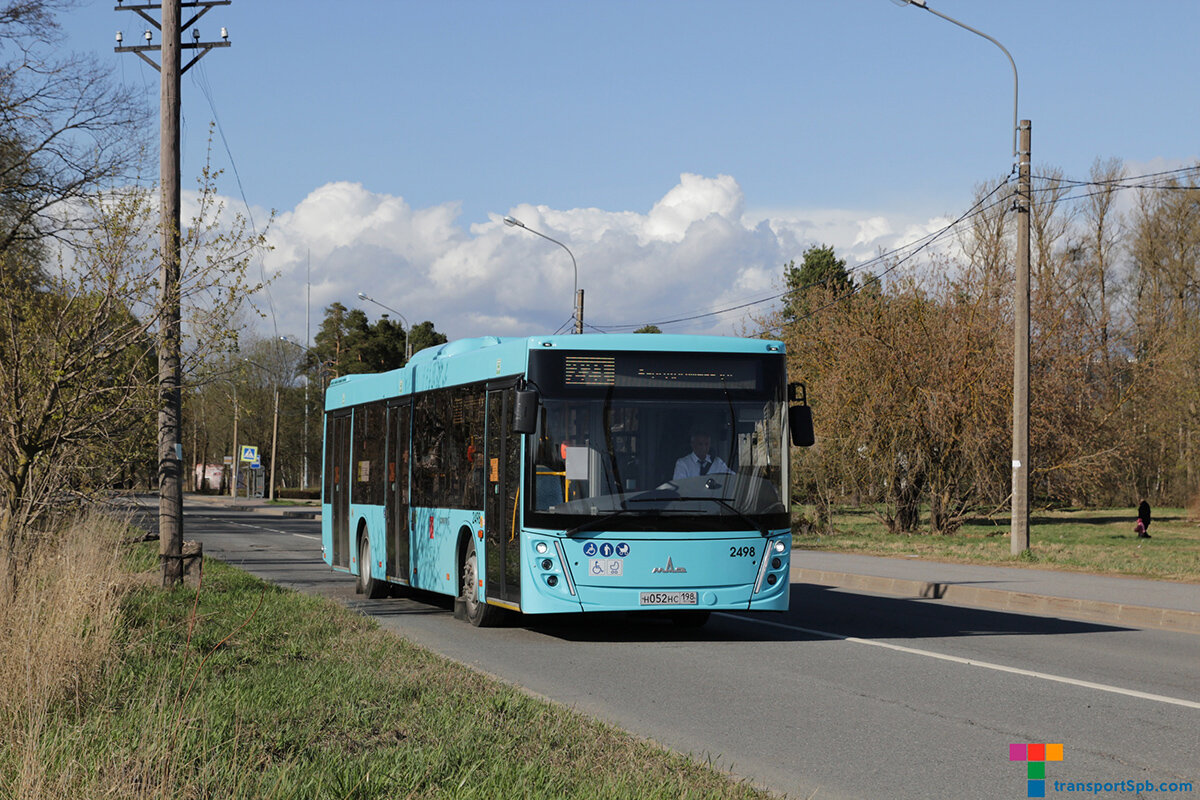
{"left": 575, "top": 289, "right": 585, "bottom": 334}
{"left": 116, "top": 0, "right": 232, "bottom": 587}
{"left": 892, "top": 0, "right": 1031, "bottom": 555}
{"left": 1011, "top": 120, "right": 1032, "bottom": 554}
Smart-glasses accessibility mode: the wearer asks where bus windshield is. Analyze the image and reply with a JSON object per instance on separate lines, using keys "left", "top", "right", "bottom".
{"left": 525, "top": 350, "right": 788, "bottom": 532}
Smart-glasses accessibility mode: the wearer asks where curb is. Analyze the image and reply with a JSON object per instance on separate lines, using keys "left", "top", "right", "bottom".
{"left": 792, "top": 568, "right": 1200, "bottom": 635}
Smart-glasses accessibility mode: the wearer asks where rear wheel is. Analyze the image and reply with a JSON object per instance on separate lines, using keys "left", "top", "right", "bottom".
{"left": 460, "top": 549, "right": 501, "bottom": 627}
{"left": 357, "top": 535, "right": 386, "bottom": 599}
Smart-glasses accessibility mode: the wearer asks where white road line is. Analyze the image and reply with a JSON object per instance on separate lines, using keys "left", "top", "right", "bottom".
{"left": 719, "top": 613, "right": 1200, "bottom": 711}
{"left": 292, "top": 533, "right": 319, "bottom": 541}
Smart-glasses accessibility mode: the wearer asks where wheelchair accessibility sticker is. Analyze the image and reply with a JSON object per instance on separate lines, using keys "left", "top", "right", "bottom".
{"left": 589, "top": 559, "right": 623, "bottom": 577}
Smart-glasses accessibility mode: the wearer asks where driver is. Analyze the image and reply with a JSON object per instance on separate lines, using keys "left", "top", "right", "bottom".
{"left": 673, "top": 429, "right": 731, "bottom": 479}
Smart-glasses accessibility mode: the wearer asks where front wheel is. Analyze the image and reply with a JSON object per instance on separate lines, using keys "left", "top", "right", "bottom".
{"left": 460, "top": 549, "right": 501, "bottom": 627}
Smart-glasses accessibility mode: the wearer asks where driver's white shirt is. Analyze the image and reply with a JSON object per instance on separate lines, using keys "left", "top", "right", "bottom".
{"left": 673, "top": 452, "right": 730, "bottom": 479}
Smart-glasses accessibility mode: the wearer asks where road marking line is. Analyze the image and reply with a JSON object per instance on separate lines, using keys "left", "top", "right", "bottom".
{"left": 292, "top": 533, "right": 319, "bottom": 541}
{"left": 191, "top": 515, "right": 307, "bottom": 537}
{"left": 719, "top": 614, "right": 1200, "bottom": 710}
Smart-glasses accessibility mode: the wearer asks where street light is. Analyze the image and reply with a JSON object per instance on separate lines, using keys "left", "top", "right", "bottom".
{"left": 503, "top": 215, "right": 582, "bottom": 333}
{"left": 891, "top": 0, "right": 1018, "bottom": 159}
{"left": 893, "top": 0, "right": 1032, "bottom": 554}
{"left": 280, "top": 335, "right": 335, "bottom": 490}
{"left": 357, "top": 291, "right": 412, "bottom": 361}
{"left": 241, "top": 358, "right": 279, "bottom": 502}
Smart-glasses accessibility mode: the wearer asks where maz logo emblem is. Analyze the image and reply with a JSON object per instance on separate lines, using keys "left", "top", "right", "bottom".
{"left": 651, "top": 557, "right": 687, "bottom": 574}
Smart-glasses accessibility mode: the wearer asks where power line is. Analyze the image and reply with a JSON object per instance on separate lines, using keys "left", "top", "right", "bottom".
{"left": 191, "top": 60, "right": 280, "bottom": 346}
{"left": 591, "top": 176, "right": 1016, "bottom": 332}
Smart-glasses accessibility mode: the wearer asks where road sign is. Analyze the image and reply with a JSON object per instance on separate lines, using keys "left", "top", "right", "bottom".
{"left": 240, "top": 445, "right": 258, "bottom": 463}
{"left": 223, "top": 455, "right": 233, "bottom": 466}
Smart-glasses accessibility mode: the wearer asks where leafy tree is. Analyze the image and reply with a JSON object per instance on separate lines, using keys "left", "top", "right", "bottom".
{"left": 782, "top": 244, "right": 853, "bottom": 324}
{"left": 634, "top": 324, "right": 662, "bottom": 333}
{"left": 312, "top": 306, "right": 445, "bottom": 374}
{"left": 407, "top": 320, "right": 448, "bottom": 356}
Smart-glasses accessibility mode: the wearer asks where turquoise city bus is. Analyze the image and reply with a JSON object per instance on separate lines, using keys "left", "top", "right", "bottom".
{"left": 321, "top": 333, "right": 814, "bottom": 627}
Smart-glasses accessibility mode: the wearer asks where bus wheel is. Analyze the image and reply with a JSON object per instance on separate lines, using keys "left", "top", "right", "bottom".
{"left": 460, "top": 550, "right": 500, "bottom": 627}
{"left": 671, "top": 611, "right": 710, "bottom": 628}
{"left": 358, "top": 536, "right": 386, "bottom": 599}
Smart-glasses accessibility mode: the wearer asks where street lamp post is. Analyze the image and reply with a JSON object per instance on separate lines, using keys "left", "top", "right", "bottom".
{"left": 357, "top": 292, "right": 412, "bottom": 361}
{"left": 503, "top": 215, "right": 582, "bottom": 333}
{"left": 280, "top": 336, "right": 335, "bottom": 491}
{"left": 242, "top": 358, "right": 279, "bottom": 502}
{"left": 893, "top": 0, "right": 1031, "bottom": 554}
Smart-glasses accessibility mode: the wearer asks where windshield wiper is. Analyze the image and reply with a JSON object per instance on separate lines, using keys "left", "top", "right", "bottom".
{"left": 629, "top": 495, "right": 769, "bottom": 537}
{"left": 565, "top": 507, "right": 658, "bottom": 538}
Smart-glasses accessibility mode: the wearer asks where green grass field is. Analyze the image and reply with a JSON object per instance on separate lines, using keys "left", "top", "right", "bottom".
{"left": 2, "top": 542, "right": 774, "bottom": 800}
{"left": 793, "top": 506, "right": 1200, "bottom": 582}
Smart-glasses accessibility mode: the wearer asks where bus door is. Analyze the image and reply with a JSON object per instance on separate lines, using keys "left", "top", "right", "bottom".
{"left": 329, "top": 411, "right": 352, "bottom": 568}
{"left": 485, "top": 387, "right": 521, "bottom": 606}
{"left": 386, "top": 400, "right": 411, "bottom": 582}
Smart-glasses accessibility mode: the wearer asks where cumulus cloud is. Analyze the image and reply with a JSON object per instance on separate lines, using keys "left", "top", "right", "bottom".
{"left": 249, "top": 174, "right": 953, "bottom": 344}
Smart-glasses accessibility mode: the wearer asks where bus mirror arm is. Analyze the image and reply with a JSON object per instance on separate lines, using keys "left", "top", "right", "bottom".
{"left": 513, "top": 389, "right": 539, "bottom": 434}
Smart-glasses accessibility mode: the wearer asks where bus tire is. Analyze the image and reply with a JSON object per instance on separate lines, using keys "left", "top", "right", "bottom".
{"left": 460, "top": 549, "right": 500, "bottom": 627}
{"left": 358, "top": 535, "right": 386, "bottom": 599}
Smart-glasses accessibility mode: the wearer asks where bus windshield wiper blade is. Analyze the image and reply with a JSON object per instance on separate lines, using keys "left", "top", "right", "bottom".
{"left": 633, "top": 495, "right": 769, "bottom": 537}
{"left": 565, "top": 507, "right": 651, "bottom": 538}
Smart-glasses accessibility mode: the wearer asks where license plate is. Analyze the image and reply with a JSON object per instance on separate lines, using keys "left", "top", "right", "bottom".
{"left": 639, "top": 591, "right": 698, "bottom": 606}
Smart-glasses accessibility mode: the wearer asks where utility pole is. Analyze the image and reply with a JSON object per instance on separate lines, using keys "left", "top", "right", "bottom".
{"left": 1011, "top": 120, "right": 1032, "bottom": 555}
{"left": 116, "top": 0, "right": 232, "bottom": 587}
{"left": 575, "top": 289, "right": 584, "bottom": 334}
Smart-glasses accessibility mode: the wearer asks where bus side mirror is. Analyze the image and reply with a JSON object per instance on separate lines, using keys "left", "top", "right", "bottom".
{"left": 789, "top": 404, "right": 814, "bottom": 447}
{"left": 513, "top": 389, "right": 538, "bottom": 434}
{"left": 787, "top": 382, "right": 814, "bottom": 447}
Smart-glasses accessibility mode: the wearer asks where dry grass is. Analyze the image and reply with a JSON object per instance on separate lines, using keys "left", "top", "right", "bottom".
{"left": 0, "top": 509, "right": 131, "bottom": 799}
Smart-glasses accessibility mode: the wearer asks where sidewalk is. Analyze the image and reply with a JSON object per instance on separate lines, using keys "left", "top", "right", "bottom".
{"left": 183, "top": 493, "right": 1199, "bottom": 635}
{"left": 794, "top": 550, "right": 1200, "bottom": 635}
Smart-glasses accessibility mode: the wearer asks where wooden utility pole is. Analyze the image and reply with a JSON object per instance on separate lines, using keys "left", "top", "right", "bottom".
{"left": 116, "top": 0, "right": 232, "bottom": 586}
{"left": 1010, "top": 120, "right": 1032, "bottom": 555}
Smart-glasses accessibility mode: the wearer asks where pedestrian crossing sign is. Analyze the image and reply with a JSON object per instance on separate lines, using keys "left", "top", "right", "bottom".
{"left": 240, "top": 445, "right": 258, "bottom": 463}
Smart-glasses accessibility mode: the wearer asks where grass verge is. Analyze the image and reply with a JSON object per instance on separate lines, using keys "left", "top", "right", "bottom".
{"left": 1, "top": 517, "right": 774, "bottom": 800}
{"left": 793, "top": 506, "right": 1200, "bottom": 582}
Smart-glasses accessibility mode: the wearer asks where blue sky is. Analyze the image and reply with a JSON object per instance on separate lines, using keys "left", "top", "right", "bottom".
{"left": 58, "top": 1, "right": 1200, "bottom": 342}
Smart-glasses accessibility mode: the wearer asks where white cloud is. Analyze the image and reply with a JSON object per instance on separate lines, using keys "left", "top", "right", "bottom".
{"left": 247, "top": 174, "right": 957, "bottom": 344}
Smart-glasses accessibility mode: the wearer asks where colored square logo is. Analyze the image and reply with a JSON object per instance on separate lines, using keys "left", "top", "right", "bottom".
{"left": 1009, "top": 743, "right": 1063, "bottom": 798}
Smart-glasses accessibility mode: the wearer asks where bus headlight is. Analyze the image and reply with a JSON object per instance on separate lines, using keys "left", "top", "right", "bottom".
{"left": 535, "top": 541, "right": 548, "bottom": 554}
{"left": 773, "top": 540, "right": 786, "bottom": 554}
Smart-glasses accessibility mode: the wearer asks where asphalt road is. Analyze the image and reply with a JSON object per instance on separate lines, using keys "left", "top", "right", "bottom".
{"left": 147, "top": 502, "right": 1199, "bottom": 800}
